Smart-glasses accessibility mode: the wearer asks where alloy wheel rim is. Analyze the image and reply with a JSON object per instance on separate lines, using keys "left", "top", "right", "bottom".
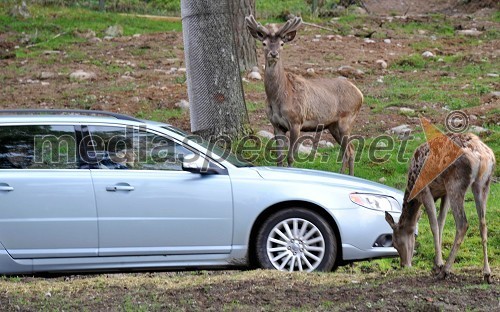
{"left": 266, "top": 217, "right": 326, "bottom": 272}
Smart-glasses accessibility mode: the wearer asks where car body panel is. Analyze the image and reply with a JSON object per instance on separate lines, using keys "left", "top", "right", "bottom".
{"left": 90, "top": 169, "right": 233, "bottom": 256}
{"left": 0, "top": 170, "right": 98, "bottom": 259}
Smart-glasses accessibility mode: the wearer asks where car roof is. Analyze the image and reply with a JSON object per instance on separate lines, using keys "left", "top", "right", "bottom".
{"left": 0, "top": 109, "right": 172, "bottom": 128}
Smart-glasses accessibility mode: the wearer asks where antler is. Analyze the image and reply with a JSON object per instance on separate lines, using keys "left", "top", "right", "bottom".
{"left": 245, "top": 15, "right": 269, "bottom": 40}
{"left": 276, "top": 16, "right": 303, "bottom": 37}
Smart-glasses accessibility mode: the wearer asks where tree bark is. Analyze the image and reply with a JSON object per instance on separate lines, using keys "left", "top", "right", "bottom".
{"left": 228, "top": 0, "right": 257, "bottom": 72}
{"left": 181, "top": 0, "right": 250, "bottom": 141}
{"left": 99, "top": 0, "right": 105, "bottom": 11}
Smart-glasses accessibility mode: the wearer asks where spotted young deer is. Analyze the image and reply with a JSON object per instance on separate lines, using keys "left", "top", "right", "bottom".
{"left": 385, "top": 132, "right": 496, "bottom": 283}
{"left": 245, "top": 15, "right": 363, "bottom": 175}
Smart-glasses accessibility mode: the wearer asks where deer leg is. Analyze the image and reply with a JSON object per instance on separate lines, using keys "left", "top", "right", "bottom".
{"left": 420, "top": 189, "right": 444, "bottom": 273}
{"left": 437, "top": 196, "right": 450, "bottom": 251}
{"left": 273, "top": 127, "right": 287, "bottom": 167}
{"left": 287, "top": 124, "right": 301, "bottom": 167}
{"left": 438, "top": 191, "right": 468, "bottom": 280}
{"left": 472, "top": 179, "right": 492, "bottom": 283}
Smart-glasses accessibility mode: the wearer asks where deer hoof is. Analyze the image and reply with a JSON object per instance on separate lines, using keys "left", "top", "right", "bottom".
{"left": 432, "top": 265, "right": 443, "bottom": 274}
{"left": 484, "top": 274, "right": 493, "bottom": 284}
{"left": 436, "top": 270, "right": 449, "bottom": 280}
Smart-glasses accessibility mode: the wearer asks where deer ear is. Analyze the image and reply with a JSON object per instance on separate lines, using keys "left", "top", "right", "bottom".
{"left": 282, "top": 30, "right": 297, "bottom": 43}
{"left": 385, "top": 212, "right": 396, "bottom": 230}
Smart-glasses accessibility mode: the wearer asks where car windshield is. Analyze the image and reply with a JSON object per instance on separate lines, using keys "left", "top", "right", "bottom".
{"left": 162, "top": 126, "right": 254, "bottom": 168}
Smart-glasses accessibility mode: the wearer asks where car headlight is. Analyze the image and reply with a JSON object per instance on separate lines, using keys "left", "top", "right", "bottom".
{"left": 349, "top": 193, "right": 401, "bottom": 212}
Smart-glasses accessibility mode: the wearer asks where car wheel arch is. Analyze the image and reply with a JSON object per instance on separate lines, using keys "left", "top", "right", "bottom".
{"left": 247, "top": 200, "right": 343, "bottom": 270}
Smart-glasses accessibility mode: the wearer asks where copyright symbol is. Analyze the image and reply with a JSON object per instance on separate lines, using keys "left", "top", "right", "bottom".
{"left": 445, "top": 111, "right": 469, "bottom": 133}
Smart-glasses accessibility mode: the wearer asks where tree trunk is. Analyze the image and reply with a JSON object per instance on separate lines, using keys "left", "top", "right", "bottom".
{"left": 228, "top": 0, "right": 257, "bottom": 72}
{"left": 99, "top": 0, "right": 105, "bottom": 11}
{"left": 181, "top": 0, "right": 250, "bottom": 141}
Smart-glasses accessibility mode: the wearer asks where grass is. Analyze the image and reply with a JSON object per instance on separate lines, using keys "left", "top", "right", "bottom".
{"left": 0, "top": 5, "right": 181, "bottom": 55}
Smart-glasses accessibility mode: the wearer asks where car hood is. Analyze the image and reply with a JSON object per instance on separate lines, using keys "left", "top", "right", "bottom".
{"left": 252, "top": 167, "right": 404, "bottom": 200}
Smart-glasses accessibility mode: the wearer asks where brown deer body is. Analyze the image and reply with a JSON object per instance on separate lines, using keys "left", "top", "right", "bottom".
{"left": 385, "top": 133, "right": 496, "bottom": 283}
{"left": 246, "top": 15, "right": 363, "bottom": 174}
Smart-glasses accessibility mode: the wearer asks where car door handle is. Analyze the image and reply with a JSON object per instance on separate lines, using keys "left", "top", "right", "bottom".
{"left": 106, "top": 184, "right": 135, "bottom": 192}
{"left": 0, "top": 185, "right": 14, "bottom": 192}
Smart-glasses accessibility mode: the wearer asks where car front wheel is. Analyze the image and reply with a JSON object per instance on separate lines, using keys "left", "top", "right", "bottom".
{"left": 256, "top": 208, "right": 337, "bottom": 272}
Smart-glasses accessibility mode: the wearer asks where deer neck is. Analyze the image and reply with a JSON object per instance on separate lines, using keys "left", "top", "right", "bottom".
{"left": 264, "top": 60, "right": 289, "bottom": 105}
{"left": 399, "top": 192, "right": 421, "bottom": 231}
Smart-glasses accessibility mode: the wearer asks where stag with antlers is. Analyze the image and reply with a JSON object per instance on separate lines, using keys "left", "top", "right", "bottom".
{"left": 246, "top": 15, "right": 363, "bottom": 175}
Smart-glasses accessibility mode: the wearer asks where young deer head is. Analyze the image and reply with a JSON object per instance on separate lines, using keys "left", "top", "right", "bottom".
{"left": 385, "top": 206, "right": 422, "bottom": 267}
{"left": 245, "top": 15, "right": 302, "bottom": 66}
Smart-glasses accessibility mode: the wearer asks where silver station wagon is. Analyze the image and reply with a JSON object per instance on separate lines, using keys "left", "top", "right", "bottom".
{"left": 0, "top": 110, "right": 402, "bottom": 274}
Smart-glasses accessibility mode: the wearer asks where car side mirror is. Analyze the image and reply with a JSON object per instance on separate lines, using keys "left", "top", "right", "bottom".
{"left": 181, "top": 154, "right": 220, "bottom": 175}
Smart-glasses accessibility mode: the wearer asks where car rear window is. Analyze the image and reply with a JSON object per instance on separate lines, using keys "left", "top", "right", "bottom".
{"left": 0, "top": 125, "right": 78, "bottom": 169}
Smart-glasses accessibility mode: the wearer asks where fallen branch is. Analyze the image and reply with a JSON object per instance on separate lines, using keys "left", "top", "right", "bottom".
{"left": 302, "top": 21, "right": 334, "bottom": 32}
{"left": 26, "top": 32, "right": 67, "bottom": 49}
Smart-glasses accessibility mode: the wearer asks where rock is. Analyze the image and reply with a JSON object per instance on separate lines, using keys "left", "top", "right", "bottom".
{"left": 69, "top": 70, "right": 96, "bottom": 81}
{"left": 390, "top": 124, "right": 411, "bottom": 135}
{"left": 257, "top": 130, "right": 274, "bottom": 140}
{"left": 376, "top": 76, "right": 384, "bottom": 83}
{"left": 132, "top": 34, "right": 141, "bottom": 38}
{"left": 312, "top": 38, "right": 320, "bottom": 42}
{"left": 488, "top": 91, "right": 500, "bottom": 98}
{"left": 363, "top": 38, "right": 375, "bottom": 44}
{"left": 383, "top": 39, "right": 391, "bottom": 44}
{"left": 318, "top": 140, "right": 334, "bottom": 148}
{"left": 337, "top": 65, "right": 364, "bottom": 79}
{"left": 165, "top": 58, "right": 181, "bottom": 65}
{"left": 39, "top": 72, "right": 56, "bottom": 80}
{"left": 470, "top": 126, "right": 488, "bottom": 134}
{"left": 306, "top": 68, "right": 315, "bottom": 76}
{"left": 43, "top": 50, "right": 61, "bottom": 55}
{"left": 376, "top": 141, "right": 388, "bottom": 148}
{"left": 89, "top": 37, "right": 102, "bottom": 43}
{"left": 248, "top": 67, "right": 262, "bottom": 81}
{"left": 178, "top": 68, "right": 187, "bottom": 73}
{"left": 486, "top": 73, "right": 498, "bottom": 78}
{"left": 74, "top": 29, "right": 96, "bottom": 39}
{"left": 298, "top": 144, "right": 313, "bottom": 155}
{"left": 470, "top": 114, "right": 478, "bottom": 121}
{"left": 9, "top": 1, "right": 30, "bottom": 19}
{"left": 456, "top": 29, "right": 483, "bottom": 37}
{"left": 375, "top": 59, "right": 388, "bottom": 69}
{"left": 104, "top": 25, "right": 123, "bottom": 38}
{"left": 314, "top": 35, "right": 321, "bottom": 39}
{"left": 166, "top": 67, "right": 178, "bottom": 75}
{"left": 399, "top": 107, "right": 415, "bottom": 115}
{"left": 379, "top": 177, "right": 386, "bottom": 183}
{"left": 175, "top": 100, "right": 190, "bottom": 111}
{"left": 351, "top": 7, "right": 368, "bottom": 16}
{"left": 422, "top": 51, "right": 434, "bottom": 58}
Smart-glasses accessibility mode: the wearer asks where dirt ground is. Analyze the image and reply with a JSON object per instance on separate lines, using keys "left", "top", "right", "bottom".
{"left": 0, "top": 0, "right": 499, "bottom": 311}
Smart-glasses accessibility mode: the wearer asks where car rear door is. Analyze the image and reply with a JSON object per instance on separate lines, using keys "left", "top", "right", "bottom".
{"left": 0, "top": 124, "right": 98, "bottom": 258}
{"left": 86, "top": 125, "right": 233, "bottom": 256}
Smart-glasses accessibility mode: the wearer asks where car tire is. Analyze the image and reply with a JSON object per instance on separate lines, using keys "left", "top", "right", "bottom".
{"left": 256, "top": 208, "right": 337, "bottom": 272}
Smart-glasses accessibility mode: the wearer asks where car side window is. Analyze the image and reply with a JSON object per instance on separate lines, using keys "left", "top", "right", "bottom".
{"left": 87, "top": 125, "right": 194, "bottom": 171}
{"left": 0, "top": 125, "right": 78, "bottom": 169}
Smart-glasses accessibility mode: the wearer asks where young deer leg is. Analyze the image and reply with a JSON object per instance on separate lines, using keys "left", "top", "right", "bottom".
{"left": 472, "top": 178, "right": 492, "bottom": 283}
{"left": 287, "top": 124, "right": 301, "bottom": 167}
{"left": 438, "top": 191, "right": 468, "bottom": 280}
{"left": 437, "top": 196, "right": 450, "bottom": 252}
{"left": 420, "top": 188, "right": 444, "bottom": 273}
{"left": 273, "top": 127, "right": 287, "bottom": 167}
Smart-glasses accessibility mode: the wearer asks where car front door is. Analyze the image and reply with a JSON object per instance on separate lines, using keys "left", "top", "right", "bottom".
{"left": 0, "top": 124, "right": 98, "bottom": 258}
{"left": 86, "top": 125, "right": 233, "bottom": 256}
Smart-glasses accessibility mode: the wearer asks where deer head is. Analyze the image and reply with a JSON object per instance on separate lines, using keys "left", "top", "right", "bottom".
{"left": 245, "top": 15, "right": 302, "bottom": 65}
{"left": 385, "top": 205, "right": 422, "bottom": 267}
